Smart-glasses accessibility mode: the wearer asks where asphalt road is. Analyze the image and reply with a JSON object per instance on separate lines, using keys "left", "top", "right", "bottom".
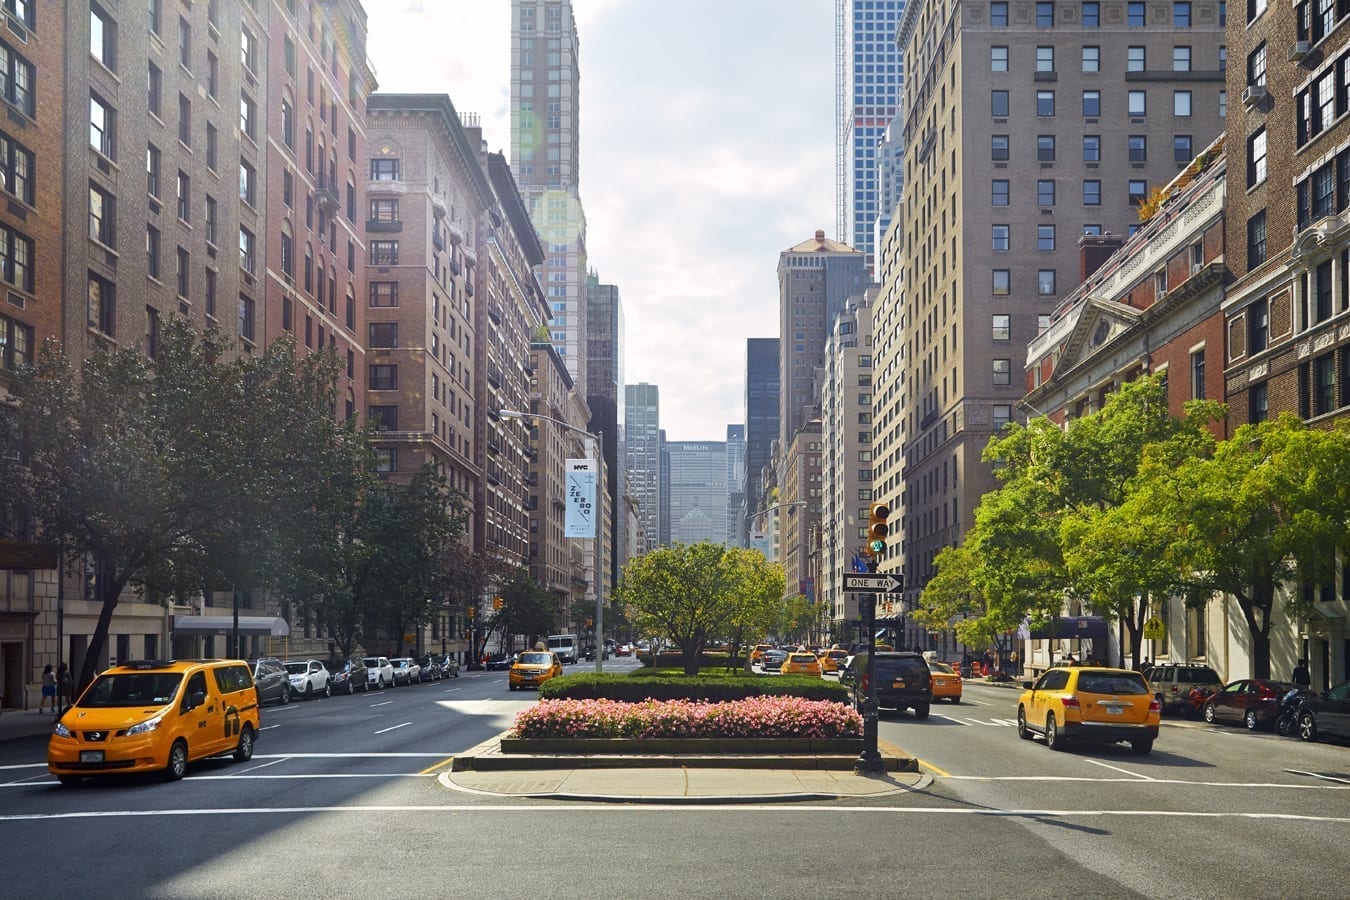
{"left": 2, "top": 667, "right": 1346, "bottom": 898}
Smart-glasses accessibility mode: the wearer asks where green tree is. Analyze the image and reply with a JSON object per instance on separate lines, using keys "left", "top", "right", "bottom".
{"left": 1139, "top": 415, "right": 1350, "bottom": 677}
{"left": 611, "top": 542, "right": 785, "bottom": 675}
{"left": 490, "top": 568, "right": 558, "bottom": 652}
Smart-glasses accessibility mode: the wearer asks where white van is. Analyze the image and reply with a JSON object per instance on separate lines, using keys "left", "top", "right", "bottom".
{"left": 546, "top": 634, "right": 580, "bottom": 664}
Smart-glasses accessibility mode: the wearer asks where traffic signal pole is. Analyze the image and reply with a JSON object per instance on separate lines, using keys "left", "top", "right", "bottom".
{"left": 855, "top": 502, "right": 890, "bottom": 774}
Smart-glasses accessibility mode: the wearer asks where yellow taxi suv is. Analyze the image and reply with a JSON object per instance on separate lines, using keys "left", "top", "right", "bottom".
{"left": 508, "top": 650, "right": 563, "bottom": 691}
{"left": 929, "top": 660, "right": 963, "bottom": 703}
{"left": 782, "top": 652, "right": 822, "bottom": 677}
{"left": 817, "top": 648, "right": 849, "bottom": 674}
{"left": 1017, "top": 666, "right": 1160, "bottom": 755}
{"left": 48, "top": 659, "right": 260, "bottom": 786}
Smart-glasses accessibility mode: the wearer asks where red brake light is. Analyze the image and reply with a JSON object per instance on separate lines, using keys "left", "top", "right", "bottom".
{"left": 1170, "top": 685, "right": 1179, "bottom": 694}
{"left": 1149, "top": 698, "right": 1161, "bottom": 712}
{"left": 861, "top": 674, "right": 870, "bottom": 692}
{"left": 1061, "top": 695, "right": 1080, "bottom": 709}
{"left": 1256, "top": 684, "right": 1276, "bottom": 698}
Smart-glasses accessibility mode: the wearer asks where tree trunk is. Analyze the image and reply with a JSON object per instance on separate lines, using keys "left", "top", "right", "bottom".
{"left": 77, "top": 567, "right": 127, "bottom": 696}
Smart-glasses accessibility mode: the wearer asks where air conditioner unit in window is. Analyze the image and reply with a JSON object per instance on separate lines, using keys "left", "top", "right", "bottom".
{"left": 1288, "top": 41, "right": 1311, "bottom": 62}
{"left": 1241, "top": 85, "right": 1268, "bottom": 108}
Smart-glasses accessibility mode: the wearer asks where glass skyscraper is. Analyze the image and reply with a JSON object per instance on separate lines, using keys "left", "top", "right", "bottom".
{"left": 845, "top": 0, "right": 905, "bottom": 273}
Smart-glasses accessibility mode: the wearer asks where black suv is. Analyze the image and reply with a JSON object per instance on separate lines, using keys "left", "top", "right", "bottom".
{"left": 248, "top": 657, "right": 291, "bottom": 706}
{"left": 843, "top": 651, "right": 933, "bottom": 719}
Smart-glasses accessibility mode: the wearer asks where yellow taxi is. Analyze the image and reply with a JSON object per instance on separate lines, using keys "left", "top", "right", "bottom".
{"left": 48, "top": 659, "right": 260, "bottom": 785}
{"left": 817, "top": 649, "right": 850, "bottom": 673}
{"left": 1016, "top": 666, "right": 1160, "bottom": 754}
{"left": 749, "top": 643, "right": 776, "bottom": 665}
{"left": 929, "top": 660, "right": 963, "bottom": 702}
{"left": 782, "top": 652, "right": 823, "bottom": 677}
{"left": 508, "top": 650, "right": 563, "bottom": 691}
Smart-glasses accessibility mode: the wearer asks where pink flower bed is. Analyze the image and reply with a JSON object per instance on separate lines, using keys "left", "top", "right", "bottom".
{"left": 509, "top": 696, "right": 863, "bottom": 740}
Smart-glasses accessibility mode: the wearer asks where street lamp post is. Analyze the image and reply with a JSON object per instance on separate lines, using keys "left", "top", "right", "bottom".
{"left": 500, "top": 408, "right": 605, "bottom": 673}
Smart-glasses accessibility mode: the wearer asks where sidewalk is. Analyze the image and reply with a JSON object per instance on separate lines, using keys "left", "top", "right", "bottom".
{"left": 0, "top": 708, "right": 60, "bottom": 743}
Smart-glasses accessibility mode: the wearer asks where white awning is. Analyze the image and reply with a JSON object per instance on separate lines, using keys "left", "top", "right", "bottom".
{"left": 172, "top": 615, "right": 290, "bottom": 637}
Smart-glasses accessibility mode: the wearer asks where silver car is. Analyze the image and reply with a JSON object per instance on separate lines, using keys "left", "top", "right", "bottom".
{"left": 284, "top": 659, "right": 331, "bottom": 699}
{"left": 362, "top": 656, "right": 394, "bottom": 689}
{"left": 1147, "top": 664, "right": 1221, "bottom": 714}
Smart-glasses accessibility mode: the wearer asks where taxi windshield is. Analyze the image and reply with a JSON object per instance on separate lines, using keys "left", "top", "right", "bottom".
{"left": 79, "top": 673, "right": 183, "bottom": 708}
{"left": 518, "top": 653, "right": 552, "bottom": 666}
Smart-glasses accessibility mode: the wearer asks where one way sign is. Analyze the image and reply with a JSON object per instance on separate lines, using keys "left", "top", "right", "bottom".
{"left": 843, "top": 573, "right": 903, "bottom": 593}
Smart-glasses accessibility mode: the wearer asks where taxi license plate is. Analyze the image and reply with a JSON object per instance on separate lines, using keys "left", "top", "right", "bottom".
{"left": 891, "top": 680, "right": 905, "bottom": 688}
{"left": 80, "top": 750, "right": 104, "bottom": 763}
{"left": 1104, "top": 706, "right": 1125, "bottom": 715}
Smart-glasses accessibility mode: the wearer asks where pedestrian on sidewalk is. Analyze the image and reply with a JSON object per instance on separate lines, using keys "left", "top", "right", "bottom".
{"left": 39, "top": 664, "right": 56, "bottom": 713}
{"left": 1292, "top": 658, "right": 1311, "bottom": 688}
{"left": 57, "top": 663, "right": 73, "bottom": 709}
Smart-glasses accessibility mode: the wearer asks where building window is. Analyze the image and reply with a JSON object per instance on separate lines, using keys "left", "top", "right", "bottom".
{"left": 89, "top": 94, "right": 114, "bottom": 158}
{"left": 241, "top": 26, "right": 258, "bottom": 74}
{"left": 369, "top": 322, "right": 398, "bottom": 348}
{"left": 178, "top": 93, "right": 191, "bottom": 146}
{"left": 206, "top": 123, "right": 218, "bottom": 170}
{"left": 991, "top": 90, "right": 1009, "bottom": 116}
{"left": 1247, "top": 43, "right": 1266, "bottom": 89}
{"left": 1037, "top": 225, "right": 1055, "bottom": 251}
{"left": 0, "top": 39, "right": 35, "bottom": 117}
{"left": 370, "top": 199, "right": 399, "bottom": 223}
{"left": 1248, "top": 381, "right": 1268, "bottom": 423}
{"left": 205, "top": 195, "right": 217, "bottom": 245}
{"left": 1174, "top": 90, "right": 1192, "bottom": 117}
{"left": 178, "top": 15, "right": 191, "bottom": 69}
{"left": 371, "top": 158, "right": 400, "bottom": 181}
{"left": 992, "top": 134, "right": 1009, "bottom": 161}
{"left": 240, "top": 92, "right": 256, "bottom": 140}
{"left": 207, "top": 51, "right": 218, "bottom": 99}
{"left": 0, "top": 131, "right": 33, "bottom": 205}
{"left": 1191, "top": 348, "right": 1206, "bottom": 400}
{"left": 1039, "top": 269, "right": 1056, "bottom": 295}
{"left": 89, "top": 183, "right": 114, "bottom": 247}
{"left": 369, "top": 365, "right": 398, "bottom": 391}
{"left": 1247, "top": 210, "right": 1267, "bottom": 266}
{"left": 1247, "top": 129, "right": 1266, "bottom": 187}
{"left": 992, "top": 314, "right": 1011, "bottom": 341}
{"left": 146, "top": 224, "right": 160, "bottom": 278}
{"left": 991, "top": 46, "right": 1008, "bottom": 72}
{"left": 1083, "top": 180, "right": 1101, "bottom": 205}
{"left": 992, "top": 269, "right": 1010, "bottom": 295}
{"left": 148, "top": 63, "right": 161, "bottom": 116}
{"left": 1128, "top": 91, "right": 1146, "bottom": 116}
{"left": 281, "top": 100, "right": 294, "bottom": 148}
{"left": 1128, "top": 135, "right": 1147, "bottom": 162}
{"left": 1036, "top": 1, "right": 1054, "bottom": 26}
{"left": 993, "top": 359, "right": 1012, "bottom": 386}
{"left": 176, "top": 170, "right": 190, "bottom": 222}
{"left": 1082, "top": 91, "right": 1101, "bottom": 116}
{"left": 1324, "top": 355, "right": 1346, "bottom": 414}
{"left": 239, "top": 159, "right": 256, "bottom": 206}
{"left": 370, "top": 282, "right": 398, "bottom": 307}
{"left": 1036, "top": 91, "right": 1055, "bottom": 117}
{"left": 991, "top": 2, "right": 1009, "bottom": 26}
{"left": 1247, "top": 0, "right": 1267, "bottom": 24}
{"left": 1174, "top": 135, "right": 1193, "bottom": 163}
{"left": 239, "top": 226, "right": 255, "bottom": 274}
{"left": 1083, "top": 135, "right": 1101, "bottom": 161}
{"left": 239, "top": 295, "right": 255, "bottom": 343}
{"left": 1128, "top": 1, "right": 1146, "bottom": 25}
{"left": 176, "top": 247, "right": 189, "bottom": 298}
{"left": 1174, "top": 46, "right": 1191, "bottom": 71}
{"left": 1037, "top": 135, "right": 1056, "bottom": 161}
{"left": 1083, "top": 2, "right": 1100, "bottom": 26}
{"left": 370, "top": 240, "right": 398, "bottom": 265}
{"left": 1037, "top": 180, "right": 1055, "bottom": 206}
{"left": 1174, "top": 2, "right": 1191, "bottom": 26}
{"left": 87, "top": 273, "right": 115, "bottom": 336}
{"left": 280, "top": 232, "right": 293, "bottom": 278}
{"left": 992, "top": 225, "right": 1010, "bottom": 251}
{"left": 374, "top": 447, "right": 398, "bottom": 473}
{"left": 992, "top": 180, "right": 1010, "bottom": 206}
{"left": 1248, "top": 297, "right": 1269, "bottom": 353}
{"left": 1037, "top": 47, "right": 1055, "bottom": 73}
{"left": 1129, "top": 179, "right": 1147, "bottom": 205}
{"left": 205, "top": 267, "right": 216, "bottom": 318}
{"left": 1082, "top": 46, "right": 1100, "bottom": 72}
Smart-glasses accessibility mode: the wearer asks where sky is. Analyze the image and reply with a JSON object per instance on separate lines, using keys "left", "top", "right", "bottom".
{"left": 366, "top": 1, "right": 837, "bottom": 442}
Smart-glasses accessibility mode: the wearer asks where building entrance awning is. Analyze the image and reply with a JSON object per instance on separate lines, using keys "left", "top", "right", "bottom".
{"left": 1021, "top": 616, "right": 1107, "bottom": 642}
{"left": 172, "top": 615, "right": 290, "bottom": 637}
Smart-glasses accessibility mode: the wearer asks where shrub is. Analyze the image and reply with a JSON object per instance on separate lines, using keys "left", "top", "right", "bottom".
{"left": 540, "top": 671, "right": 848, "bottom": 703}
{"left": 638, "top": 651, "right": 748, "bottom": 670}
{"left": 510, "top": 696, "right": 863, "bottom": 740}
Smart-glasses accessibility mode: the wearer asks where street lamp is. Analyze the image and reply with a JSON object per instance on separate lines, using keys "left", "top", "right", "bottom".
{"left": 500, "top": 408, "right": 606, "bottom": 673}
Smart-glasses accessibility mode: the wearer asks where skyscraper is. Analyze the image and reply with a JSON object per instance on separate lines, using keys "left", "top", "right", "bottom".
{"left": 585, "top": 271, "right": 625, "bottom": 580}
{"left": 837, "top": 0, "right": 907, "bottom": 273}
{"left": 744, "top": 337, "right": 780, "bottom": 534}
{"left": 624, "top": 383, "right": 661, "bottom": 554}
{"left": 665, "top": 442, "right": 729, "bottom": 546}
{"left": 725, "top": 424, "right": 747, "bottom": 547}
{"left": 510, "top": 0, "right": 588, "bottom": 393}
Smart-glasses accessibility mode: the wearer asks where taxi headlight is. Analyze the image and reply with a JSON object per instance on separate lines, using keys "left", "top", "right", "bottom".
{"left": 53, "top": 722, "right": 72, "bottom": 738}
{"left": 125, "top": 714, "right": 164, "bottom": 736}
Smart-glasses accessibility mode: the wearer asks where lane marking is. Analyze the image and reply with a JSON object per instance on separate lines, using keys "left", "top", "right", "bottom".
{"left": 417, "top": 756, "right": 457, "bottom": 776}
{"left": 369, "top": 700, "right": 394, "bottom": 707}
{"left": 991, "top": 718, "right": 1021, "bottom": 727}
{"left": 2, "top": 805, "right": 1348, "bottom": 823}
{"left": 443, "top": 688, "right": 462, "bottom": 693}
{"left": 930, "top": 715, "right": 971, "bottom": 726}
{"left": 251, "top": 752, "right": 457, "bottom": 758}
{"left": 234, "top": 758, "right": 287, "bottom": 775}
{"left": 0, "top": 764, "right": 48, "bottom": 771}
{"left": 917, "top": 758, "right": 952, "bottom": 778}
{"left": 1285, "top": 769, "right": 1350, "bottom": 785}
{"left": 259, "top": 724, "right": 282, "bottom": 731}
{"left": 373, "top": 722, "right": 411, "bottom": 735}
{"left": 931, "top": 774, "right": 1349, "bottom": 789}
{"left": 1084, "top": 759, "right": 1156, "bottom": 781}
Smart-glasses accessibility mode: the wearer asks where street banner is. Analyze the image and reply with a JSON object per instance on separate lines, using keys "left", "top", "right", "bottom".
{"left": 564, "top": 458, "right": 598, "bottom": 538}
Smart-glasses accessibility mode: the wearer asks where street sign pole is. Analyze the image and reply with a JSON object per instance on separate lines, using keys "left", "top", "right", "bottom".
{"left": 856, "top": 556, "right": 885, "bottom": 774}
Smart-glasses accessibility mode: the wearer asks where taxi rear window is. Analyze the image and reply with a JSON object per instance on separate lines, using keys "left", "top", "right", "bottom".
{"left": 1078, "top": 672, "right": 1149, "bottom": 695}
{"left": 212, "top": 665, "right": 253, "bottom": 694}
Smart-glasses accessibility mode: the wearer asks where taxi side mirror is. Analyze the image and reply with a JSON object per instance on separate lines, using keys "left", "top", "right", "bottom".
{"left": 189, "top": 690, "right": 207, "bottom": 709}
{"left": 1022, "top": 681, "right": 1034, "bottom": 690}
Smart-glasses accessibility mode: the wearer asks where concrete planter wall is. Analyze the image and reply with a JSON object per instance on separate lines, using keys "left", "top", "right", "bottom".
{"left": 500, "top": 737, "right": 864, "bottom": 755}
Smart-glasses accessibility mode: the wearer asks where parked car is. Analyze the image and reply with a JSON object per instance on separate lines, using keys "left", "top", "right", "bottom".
{"left": 248, "top": 657, "right": 291, "bottom": 706}
{"left": 1294, "top": 680, "right": 1350, "bottom": 743}
{"left": 508, "top": 650, "right": 563, "bottom": 691}
{"left": 435, "top": 655, "right": 460, "bottom": 678}
{"left": 390, "top": 657, "right": 421, "bottom": 686}
{"left": 485, "top": 653, "right": 515, "bottom": 671}
{"left": 326, "top": 659, "right": 369, "bottom": 694}
{"left": 284, "top": 659, "right": 331, "bottom": 699}
{"left": 761, "top": 649, "right": 789, "bottom": 672}
{"left": 1018, "top": 666, "right": 1160, "bottom": 754}
{"left": 613, "top": 643, "right": 632, "bottom": 657}
{"left": 1203, "top": 678, "right": 1301, "bottom": 730}
{"left": 362, "top": 656, "right": 394, "bottom": 689}
{"left": 843, "top": 651, "right": 933, "bottom": 719}
{"left": 1147, "top": 664, "right": 1222, "bottom": 714}
{"left": 416, "top": 655, "right": 441, "bottom": 682}
{"left": 929, "top": 660, "right": 963, "bottom": 703}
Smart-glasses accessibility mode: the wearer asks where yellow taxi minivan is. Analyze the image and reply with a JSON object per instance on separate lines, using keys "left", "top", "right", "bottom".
{"left": 1016, "top": 666, "right": 1160, "bottom": 755}
{"left": 508, "top": 650, "right": 563, "bottom": 691}
{"left": 48, "top": 659, "right": 260, "bottom": 785}
{"left": 782, "top": 652, "right": 823, "bottom": 677}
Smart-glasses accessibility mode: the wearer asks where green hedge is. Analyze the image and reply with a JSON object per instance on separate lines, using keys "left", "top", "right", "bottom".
{"left": 540, "top": 671, "right": 849, "bottom": 702}
{"left": 638, "top": 651, "right": 748, "bottom": 670}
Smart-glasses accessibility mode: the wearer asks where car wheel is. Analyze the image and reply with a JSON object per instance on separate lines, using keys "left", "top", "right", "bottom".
{"left": 164, "top": 739, "right": 189, "bottom": 781}
{"left": 303, "top": 683, "right": 312, "bottom": 700}
{"left": 280, "top": 686, "right": 291, "bottom": 706}
{"left": 1244, "top": 709, "right": 1259, "bottom": 731}
{"left": 1046, "top": 713, "right": 1068, "bottom": 751}
{"left": 509, "top": 683, "right": 517, "bottom": 692}
{"left": 1017, "top": 706, "right": 1033, "bottom": 740}
{"left": 1297, "top": 710, "right": 1318, "bottom": 743}
{"left": 57, "top": 774, "right": 82, "bottom": 787}
{"left": 1203, "top": 701, "right": 1216, "bottom": 724}
{"left": 913, "top": 703, "right": 930, "bottom": 720}
{"left": 1131, "top": 738, "right": 1153, "bottom": 755}
{"left": 323, "top": 682, "right": 332, "bottom": 698}
{"left": 233, "top": 725, "right": 255, "bottom": 762}
{"left": 345, "top": 680, "right": 354, "bottom": 695}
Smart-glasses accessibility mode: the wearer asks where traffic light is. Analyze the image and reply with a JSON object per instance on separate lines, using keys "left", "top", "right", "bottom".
{"left": 467, "top": 606, "right": 475, "bottom": 619}
{"left": 492, "top": 596, "right": 505, "bottom": 610}
{"left": 867, "top": 501, "right": 890, "bottom": 558}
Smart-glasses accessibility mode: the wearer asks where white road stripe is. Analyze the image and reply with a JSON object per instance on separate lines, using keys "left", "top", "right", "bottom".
{"left": 0, "top": 763, "right": 48, "bottom": 771}
{"left": 936, "top": 774, "right": 1349, "bottom": 789}
{"left": 931, "top": 715, "right": 971, "bottom": 725}
{"left": 259, "top": 724, "right": 282, "bottom": 731}
{"left": 1285, "top": 768, "right": 1350, "bottom": 785}
{"left": 443, "top": 688, "right": 462, "bottom": 693}
{"left": 373, "top": 722, "right": 411, "bottom": 735}
{"left": 369, "top": 700, "right": 393, "bottom": 707}
{"left": 1084, "top": 759, "right": 1156, "bottom": 781}
{"left": 2, "top": 804, "right": 1347, "bottom": 823}
{"left": 233, "top": 758, "right": 287, "bottom": 775}
{"left": 991, "top": 718, "right": 1020, "bottom": 727}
